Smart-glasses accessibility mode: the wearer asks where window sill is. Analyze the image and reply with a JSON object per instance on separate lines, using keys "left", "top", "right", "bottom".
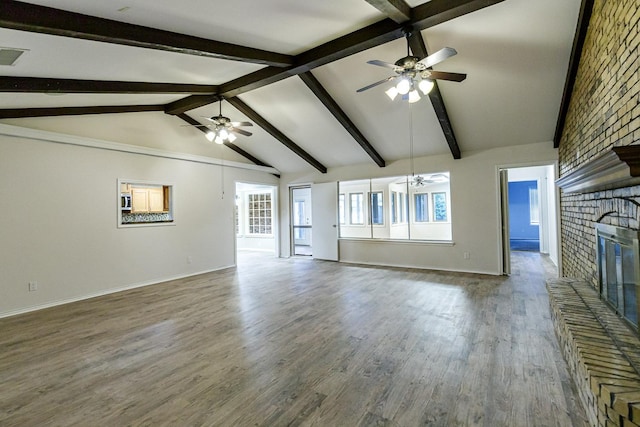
{"left": 339, "top": 237, "right": 454, "bottom": 246}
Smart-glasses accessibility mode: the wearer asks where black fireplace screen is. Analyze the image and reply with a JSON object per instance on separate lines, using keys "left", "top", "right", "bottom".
{"left": 596, "top": 223, "right": 640, "bottom": 329}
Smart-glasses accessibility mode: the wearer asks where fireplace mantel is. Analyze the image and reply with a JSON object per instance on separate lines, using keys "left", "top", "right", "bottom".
{"left": 556, "top": 146, "right": 640, "bottom": 194}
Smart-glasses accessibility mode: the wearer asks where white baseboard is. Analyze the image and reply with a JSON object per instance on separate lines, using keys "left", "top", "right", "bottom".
{"left": 0, "top": 266, "right": 234, "bottom": 319}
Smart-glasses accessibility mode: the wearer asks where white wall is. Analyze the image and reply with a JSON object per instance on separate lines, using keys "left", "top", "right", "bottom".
{"left": 279, "top": 141, "right": 558, "bottom": 275}
{"left": 0, "top": 127, "right": 278, "bottom": 317}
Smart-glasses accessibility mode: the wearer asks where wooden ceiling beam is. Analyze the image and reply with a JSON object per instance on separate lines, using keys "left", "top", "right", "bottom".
{"left": 0, "top": 0, "right": 293, "bottom": 67}
{"left": 226, "top": 97, "right": 328, "bottom": 173}
{"left": 364, "top": 0, "right": 412, "bottom": 24}
{"left": 411, "top": 0, "right": 504, "bottom": 30}
{"left": 177, "top": 113, "right": 275, "bottom": 169}
{"left": 553, "top": 0, "right": 595, "bottom": 148}
{"left": 299, "top": 71, "right": 386, "bottom": 167}
{"left": 169, "top": 0, "right": 504, "bottom": 112}
{"left": 213, "top": 0, "right": 502, "bottom": 95}
{"left": 408, "top": 31, "right": 461, "bottom": 159}
{"left": 165, "top": 95, "right": 221, "bottom": 115}
{"left": 0, "top": 76, "right": 218, "bottom": 94}
{"left": 0, "top": 104, "right": 164, "bottom": 118}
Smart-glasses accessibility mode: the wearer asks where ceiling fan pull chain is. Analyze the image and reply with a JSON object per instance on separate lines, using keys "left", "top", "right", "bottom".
{"left": 409, "top": 102, "right": 414, "bottom": 178}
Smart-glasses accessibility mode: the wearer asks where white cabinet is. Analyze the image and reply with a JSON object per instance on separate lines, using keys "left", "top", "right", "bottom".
{"left": 131, "top": 188, "right": 150, "bottom": 213}
{"left": 131, "top": 187, "right": 166, "bottom": 213}
{"left": 148, "top": 188, "right": 165, "bottom": 213}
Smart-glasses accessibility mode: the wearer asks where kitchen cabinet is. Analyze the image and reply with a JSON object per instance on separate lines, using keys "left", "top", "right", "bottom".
{"left": 131, "top": 187, "right": 166, "bottom": 213}
{"left": 131, "top": 188, "right": 150, "bottom": 213}
{"left": 148, "top": 188, "right": 165, "bottom": 212}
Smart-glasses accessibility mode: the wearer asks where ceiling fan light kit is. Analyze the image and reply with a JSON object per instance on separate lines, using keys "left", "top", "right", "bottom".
{"left": 357, "top": 31, "right": 466, "bottom": 103}
{"left": 196, "top": 100, "right": 252, "bottom": 144}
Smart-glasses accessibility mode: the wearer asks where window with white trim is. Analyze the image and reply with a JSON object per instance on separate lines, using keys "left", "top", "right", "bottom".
{"left": 248, "top": 193, "right": 272, "bottom": 235}
{"left": 350, "top": 193, "right": 364, "bottom": 225}
{"left": 338, "top": 172, "right": 452, "bottom": 241}
{"left": 370, "top": 191, "right": 384, "bottom": 225}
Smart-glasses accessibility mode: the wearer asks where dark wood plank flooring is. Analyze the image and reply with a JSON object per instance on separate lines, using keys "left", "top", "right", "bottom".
{"left": 0, "top": 251, "right": 587, "bottom": 426}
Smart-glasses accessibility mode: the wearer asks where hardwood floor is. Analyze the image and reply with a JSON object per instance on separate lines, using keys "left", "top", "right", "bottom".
{"left": 0, "top": 251, "right": 587, "bottom": 426}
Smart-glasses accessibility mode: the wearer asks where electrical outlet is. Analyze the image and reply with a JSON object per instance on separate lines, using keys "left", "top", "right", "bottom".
{"left": 463, "top": 252, "right": 470, "bottom": 260}
{"left": 187, "top": 256, "right": 193, "bottom": 264}
{"left": 28, "top": 281, "right": 38, "bottom": 292}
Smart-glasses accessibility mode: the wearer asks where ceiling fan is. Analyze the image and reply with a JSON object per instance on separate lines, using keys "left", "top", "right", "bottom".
{"left": 356, "top": 32, "right": 467, "bottom": 102}
{"left": 396, "top": 173, "right": 450, "bottom": 187}
{"left": 190, "top": 100, "right": 253, "bottom": 144}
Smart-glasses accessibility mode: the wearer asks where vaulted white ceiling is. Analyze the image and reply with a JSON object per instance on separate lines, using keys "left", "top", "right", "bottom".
{"left": 0, "top": 0, "right": 581, "bottom": 174}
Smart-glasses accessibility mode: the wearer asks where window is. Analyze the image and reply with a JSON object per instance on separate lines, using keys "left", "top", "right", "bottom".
{"left": 529, "top": 187, "right": 539, "bottom": 225}
{"left": 339, "top": 193, "right": 345, "bottom": 224}
{"left": 432, "top": 192, "right": 447, "bottom": 222}
{"left": 248, "top": 193, "right": 272, "bottom": 235}
{"left": 399, "top": 192, "right": 407, "bottom": 223}
{"left": 350, "top": 193, "right": 364, "bottom": 225}
{"left": 391, "top": 192, "right": 398, "bottom": 224}
{"left": 414, "top": 193, "right": 429, "bottom": 222}
{"left": 370, "top": 191, "right": 384, "bottom": 225}
{"left": 338, "top": 172, "right": 451, "bottom": 241}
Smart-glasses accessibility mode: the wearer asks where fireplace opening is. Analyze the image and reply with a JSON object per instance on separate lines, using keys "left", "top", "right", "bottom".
{"left": 596, "top": 223, "right": 640, "bottom": 329}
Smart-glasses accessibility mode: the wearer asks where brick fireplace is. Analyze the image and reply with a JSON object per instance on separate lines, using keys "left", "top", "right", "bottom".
{"left": 554, "top": 0, "right": 639, "bottom": 425}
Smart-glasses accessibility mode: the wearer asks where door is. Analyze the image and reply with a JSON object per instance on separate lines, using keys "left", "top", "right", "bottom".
{"left": 291, "top": 186, "right": 312, "bottom": 256}
{"left": 499, "top": 169, "right": 511, "bottom": 275}
{"left": 312, "top": 182, "right": 338, "bottom": 261}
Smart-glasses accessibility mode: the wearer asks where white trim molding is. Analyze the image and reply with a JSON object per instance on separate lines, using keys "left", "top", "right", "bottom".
{"left": 0, "top": 123, "right": 280, "bottom": 175}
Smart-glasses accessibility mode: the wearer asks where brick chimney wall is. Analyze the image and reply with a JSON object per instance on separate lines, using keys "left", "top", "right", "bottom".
{"left": 558, "top": 0, "right": 640, "bottom": 287}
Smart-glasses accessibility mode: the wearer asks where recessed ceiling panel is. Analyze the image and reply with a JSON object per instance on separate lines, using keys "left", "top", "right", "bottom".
{"left": 19, "top": 0, "right": 385, "bottom": 55}
{"left": 236, "top": 76, "right": 377, "bottom": 169}
{"left": 421, "top": 0, "right": 581, "bottom": 151}
{"left": 0, "top": 28, "right": 263, "bottom": 84}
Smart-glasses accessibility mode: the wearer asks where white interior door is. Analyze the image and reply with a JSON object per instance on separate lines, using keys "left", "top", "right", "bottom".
{"left": 311, "top": 182, "right": 338, "bottom": 261}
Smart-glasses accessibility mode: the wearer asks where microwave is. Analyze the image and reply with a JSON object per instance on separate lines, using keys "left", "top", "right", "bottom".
{"left": 121, "top": 193, "right": 132, "bottom": 210}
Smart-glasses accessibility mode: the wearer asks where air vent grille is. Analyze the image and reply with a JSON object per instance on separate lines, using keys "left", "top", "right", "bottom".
{"left": 0, "top": 48, "right": 27, "bottom": 66}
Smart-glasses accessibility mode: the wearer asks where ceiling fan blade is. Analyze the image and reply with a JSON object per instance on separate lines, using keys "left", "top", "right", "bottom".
{"left": 232, "top": 128, "right": 252, "bottom": 137}
{"left": 418, "top": 47, "right": 457, "bottom": 68}
{"left": 356, "top": 76, "right": 396, "bottom": 93}
{"left": 367, "top": 59, "right": 399, "bottom": 70}
{"left": 230, "top": 121, "right": 253, "bottom": 127}
{"left": 428, "top": 71, "right": 467, "bottom": 82}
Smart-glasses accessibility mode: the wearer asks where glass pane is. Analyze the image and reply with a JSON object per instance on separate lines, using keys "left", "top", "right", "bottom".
{"left": 622, "top": 245, "right": 638, "bottom": 325}
{"left": 599, "top": 236, "right": 606, "bottom": 296}
{"left": 414, "top": 194, "right": 428, "bottom": 222}
{"left": 433, "top": 192, "right": 447, "bottom": 222}
{"left": 339, "top": 194, "right": 345, "bottom": 224}
{"left": 350, "top": 193, "right": 364, "bottom": 224}
{"left": 391, "top": 192, "right": 397, "bottom": 224}
{"left": 370, "top": 192, "right": 384, "bottom": 225}
{"left": 606, "top": 241, "right": 618, "bottom": 307}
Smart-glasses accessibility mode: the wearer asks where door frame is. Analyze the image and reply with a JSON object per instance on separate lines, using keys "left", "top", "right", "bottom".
{"left": 234, "top": 181, "right": 279, "bottom": 263}
{"left": 496, "top": 161, "right": 562, "bottom": 275}
{"left": 289, "top": 184, "right": 312, "bottom": 257}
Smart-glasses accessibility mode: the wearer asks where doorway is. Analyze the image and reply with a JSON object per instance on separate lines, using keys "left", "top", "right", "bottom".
{"left": 291, "top": 186, "right": 312, "bottom": 256}
{"left": 235, "top": 182, "right": 278, "bottom": 261}
{"left": 499, "top": 164, "right": 559, "bottom": 275}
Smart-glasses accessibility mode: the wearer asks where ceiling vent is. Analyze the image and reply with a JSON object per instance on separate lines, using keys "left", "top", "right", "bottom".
{"left": 0, "top": 48, "right": 27, "bottom": 66}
